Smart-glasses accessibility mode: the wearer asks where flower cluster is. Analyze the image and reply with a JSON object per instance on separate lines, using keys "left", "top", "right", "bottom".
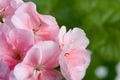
{"left": 0, "top": 0, "right": 90, "bottom": 80}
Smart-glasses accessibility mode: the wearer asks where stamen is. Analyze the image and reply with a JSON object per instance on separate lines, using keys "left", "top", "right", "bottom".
{"left": 34, "top": 65, "right": 45, "bottom": 71}
{"left": 64, "top": 53, "right": 70, "bottom": 57}
{"left": 0, "top": 16, "right": 3, "bottom": 23}
{"left": 32, "top": 23, "right": 41, "bottom": 33}
{"left": 32, "top": 23, "right": 42, "bottom": 37}
{"left": 0, "top": 8, "right": 5, "bottom": 23}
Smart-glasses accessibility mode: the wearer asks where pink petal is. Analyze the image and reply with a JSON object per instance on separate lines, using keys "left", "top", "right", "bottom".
{"left": 23, "top": 41, "right": 60, "bottom": 69}
{"left": 0, "top": 31, "right": 17, "bottom": 70}
{"left": 0, "top": 55, "right": 18, "bottom": 70}
{"left": 59, "top": 26, "right": 89, "bottom": 49}
{"left": 0, "top": 23, "right": 13, "bottom": 34}
{"left": 14, "top": 63, "right": 33, "bottom": 80}
{"left": 40, "top": 70, "right": 63, "bottom": 80}
{"left": 59, "top": 49, "right": 90, "bottom": 80}
{"left": 58, "top": 26, "right": 66, "bottom": 47}
{"left": 0, "top": 31, "right": 8, "bottom": 52}
{"left": 10, "top": 0, "right": 23, "bottom": 9}
{"left": 0, "top": 60, "right": 10, "bottom": 80}
{"left": 59, "top": 53, "right": 71, "bottom": 80}
{"left": 70, "top": 28, "right": 89, "bottom": 48}
{"left": 7, "top": 28, "right": 34, "bottom": 53}
{"left": 12, "top": 2, "right": 40, "bottom": 30}
{"left": 9, "top": 71, "right": 17, "bottom": 80}
{"left": 0, "top": 0, "right": 9, "bottom": 10}
{"left": 39, "top": 14, "right": 59, "bottom": 27}
{"left": 35, "top": 14, "right": 59, "bottom": 42}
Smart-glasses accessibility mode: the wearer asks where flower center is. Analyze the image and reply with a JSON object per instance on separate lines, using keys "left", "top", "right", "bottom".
{"left": 12, "top": 53, "right": 21, "bottom": 61}
{"left": 32, "top": 65, "right": 45, "bottom": 79}
{"left": 32, "top": 22, "right": 42, "bottom": 35}
{"left": 34, "top": 65, "right": 45, "bottom": 71}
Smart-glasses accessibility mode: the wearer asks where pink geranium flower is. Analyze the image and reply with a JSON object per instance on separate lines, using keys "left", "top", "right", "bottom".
{"left": 12, "top": 2, "right": 59, "bottom": 43}
{"left": 13, "top": 41, "right": 63, "bottom": 80}
{"left": 0, "top": 0, "right": 23, "bottom": 25}
{"left": 58, "top": 26, "right": 90, "bottom": 80}
{"left": 0, "top": 28, "right": 34, "bottom": 70}
{"left": 0, "top": 0, "right": 91, "bottom": 80}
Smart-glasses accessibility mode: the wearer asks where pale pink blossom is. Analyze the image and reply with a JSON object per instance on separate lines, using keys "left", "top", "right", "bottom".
{"left": 9, "top": 71, "right": 17, "bottom": 80}
{"left": 0, "top": 60, "right": 10, "bottom": 80}
{"left": 0, "top": 0, "right": 23, "bottom": 25}
{"left": 14, "top": 41, "right": 62, "bottom": 80}
{"left": 12, "top": 2, "right": 59, "bottom": 43}
{"left": 58, "top": 26, "right": 90, "bottom": 80}
{"left": 0, "top": 28, "right": 34, "bottom": 70}
{"left": 59, "top": 26, "right": 89, "bottom": 49}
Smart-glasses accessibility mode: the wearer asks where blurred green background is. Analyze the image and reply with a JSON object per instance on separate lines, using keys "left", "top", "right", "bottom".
{"left": 24, "top": 0, "right": 120, "bottom": 80}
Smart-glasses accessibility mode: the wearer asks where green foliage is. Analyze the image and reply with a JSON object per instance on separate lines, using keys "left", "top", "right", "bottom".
{"left": 24, "top": 0, "right": 120, "bottom": 80}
